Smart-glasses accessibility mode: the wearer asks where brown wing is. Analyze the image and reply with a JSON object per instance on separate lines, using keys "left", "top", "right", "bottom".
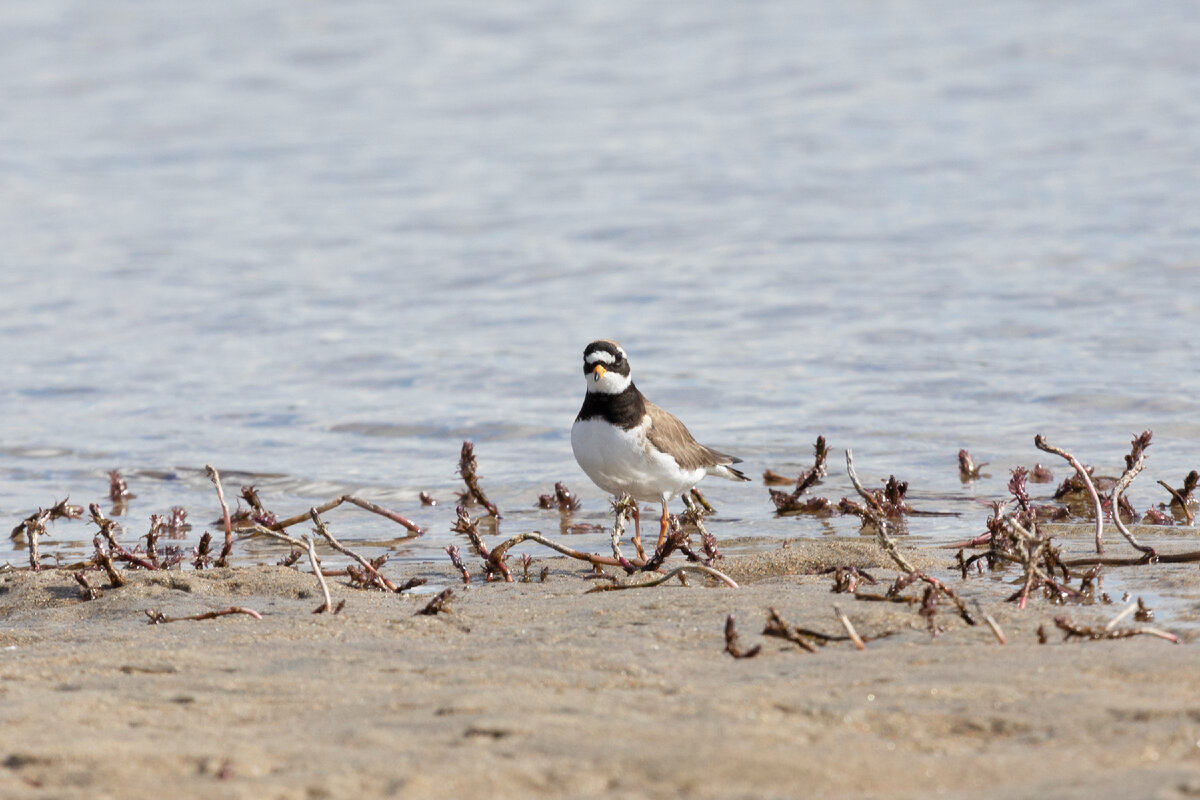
{"left": 644, "top": 401, "right": 740, "bottom": 472}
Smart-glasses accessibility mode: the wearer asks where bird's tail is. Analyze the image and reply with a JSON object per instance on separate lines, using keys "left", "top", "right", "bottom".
{"left": 708, "top": 464, "right": 750, "bottom": 482}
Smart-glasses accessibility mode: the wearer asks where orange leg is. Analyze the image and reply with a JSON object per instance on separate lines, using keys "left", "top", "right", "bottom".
{"left": 630, "top": 504, "right": 646, "bottom": 561}
{"left": 656, "top": 501, "right": 670, "bottom": 549}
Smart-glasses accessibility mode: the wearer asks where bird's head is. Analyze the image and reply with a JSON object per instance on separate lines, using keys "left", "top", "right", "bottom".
{"left": 581, "top": 339, "right": 632, "bottom": 394}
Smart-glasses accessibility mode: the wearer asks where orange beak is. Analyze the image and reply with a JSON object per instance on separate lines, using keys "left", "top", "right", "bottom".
{"left": 591, "top": 364, "right": 607, "bottom": 382}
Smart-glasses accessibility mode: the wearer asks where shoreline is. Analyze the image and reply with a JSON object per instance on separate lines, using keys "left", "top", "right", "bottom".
{"left": 3, "top": 538, "right": 1199, "bottom": 799}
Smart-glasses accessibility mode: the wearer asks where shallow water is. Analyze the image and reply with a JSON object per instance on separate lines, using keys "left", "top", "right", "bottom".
{"left": 3, "top": 0, "right": 1200, "bottom": 569}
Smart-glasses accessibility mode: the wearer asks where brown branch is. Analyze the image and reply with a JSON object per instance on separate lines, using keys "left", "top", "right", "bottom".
{"left": 1053, "top": 615, "right": 1177, "bottom": 644}
{"left": 724, "top": 614, "right": 762, "bottom": 658}
{"left": 445, "top": 545, "right": 471, "bottom": 584}
{"left": 26, "top": 511, "right": 45, "bottom": 571}
{"left": 11, "top": 497, "right": 83, "bottom": 541}
{"left": 340, "top": 495, "right": 424, "bottom": 537}
{"left": 244, "top": 524, "right": 333, "bottom": 612}
{"left": 269, "top": 497, "right": 347, "bottom": 531}
{"left": 958, "top": 449, "right": 986, "bottom": 480}
{"left": 458, "top": 442, "right": 499, "bottom": 517}
{"left": 834, "top": 605, "right": 866, "bottom": 650}
{"left": 1156, "top": 479, "right": 1196, "bottom": 526}
{"left": 89, "top": 504, "right": 158, "bottom": 571}
{"left": 417, "top": 588, "right": 453, "bottom": 616}
{"left": 583, "top": 564, "right": 733, "bottom": 592}
{"left": 1110, "top": 431, "right": 1157, "bottom": 558}
{"left": 144, "top": 606, "right": 262, "bottom": 624}
{"left": 845, "top": 449, "right": 915, "bottom": 573}
{"left": 487, "top": 531, "right": 643, "bottom": 572}
{"left": 92, "top": 536, "right": 126, "bottom": 587}
{"left": 205, "top": 465, "right": 234, "bottom": 566}
{"left": 983, "top": 613, "right": 1006, "bottom": 645}
{"left": 74, "top": 571, "right": 102, "bottom": 600}
{"left": 302, "top": 534, "right": 332, "bottom": 613}
{"left": 762, "top": 608, "right": 819, "bottom": 653}
{"left": 308, "top": 509, "right": 400, "bottom": 592}
{"left": 453, "top": 506, "right": 512, "bottom": 582}
{"left": 1034, "top": 435, "right": 1105, "bottom": 553}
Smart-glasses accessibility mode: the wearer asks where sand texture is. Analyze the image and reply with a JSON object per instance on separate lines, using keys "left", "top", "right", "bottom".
{"left": 3, "top": 537, "right": 1200, "bottom": 800}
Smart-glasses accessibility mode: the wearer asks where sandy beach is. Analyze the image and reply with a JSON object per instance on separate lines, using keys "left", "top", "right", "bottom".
{"left": 3, "top": 535, "right": 1199, "bottom": 800}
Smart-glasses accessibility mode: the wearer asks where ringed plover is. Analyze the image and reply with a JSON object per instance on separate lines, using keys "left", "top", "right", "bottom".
{"left": 571, "top": 339, "right": 749, "bottom": 555}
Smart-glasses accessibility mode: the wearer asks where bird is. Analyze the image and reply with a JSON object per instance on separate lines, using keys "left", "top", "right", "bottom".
{"left": 571, "top": 339, "right": 749, "bottom": 558}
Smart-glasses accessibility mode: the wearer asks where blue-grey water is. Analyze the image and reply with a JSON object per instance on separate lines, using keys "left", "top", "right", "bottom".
{"left": 3, "top": 1, "right": 1199, "bottom": 570}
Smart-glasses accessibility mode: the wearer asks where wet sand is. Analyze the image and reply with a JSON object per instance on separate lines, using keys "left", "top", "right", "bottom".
{"left": 3, "top": 537, "right": 1200, "bottom": 800}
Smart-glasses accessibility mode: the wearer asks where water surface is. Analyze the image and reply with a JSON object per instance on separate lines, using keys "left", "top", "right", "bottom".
{"left": 3, "top": 1, "right": 1199, "bottom": 568}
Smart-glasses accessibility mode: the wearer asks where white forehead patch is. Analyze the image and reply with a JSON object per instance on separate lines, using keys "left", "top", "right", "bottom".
{"left": 585, "top": 350, "right": 617, "bottom": 366}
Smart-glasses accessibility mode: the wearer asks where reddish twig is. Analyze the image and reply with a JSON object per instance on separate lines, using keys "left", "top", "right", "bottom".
{"left": 417, "top": 588, "right": 453, "bottom": 616}
{"left": 74, "top": 571, "right": 102, "bottom": 600}
{"left": 1156, "top": 478, "right": 1196, "bottom": 526}
{"left": 724, "top": 614, "right": 762, "bottom": 658}
{"left": 92, "top": 536, "right": 126, "bottom": 587}
{"left": 845, "top": 449, "right": 915, "bottom": 573}
{"left": 340, "top": 495, "right": 424, "bottom": 536}
{"left": 308, "top": 509, "right": 400, "bottom": 592}
{"left": 144, "top": 606, "right": 262, "bottom": 624}
{"left": 1053, "top": 615, "right": 1177, "bottom": 644}
{"left": 445, "top": 545, "right": 471, "bottom": 584}
{"left": 205, "top": 465, "right": 234, "bottom": 566}
{"left": 834, "top": 605, "right": 866, "bottom": 650}
{"left": 762, "top": 608, "right": 819, "bottom": 653}
{"left": 453, "top": 506, "right": 511, "bottom": 582}
{"left": 458, "top": 442, "right": 499, "bottom": 517}
{"left": 89, "top": 504, "right": 158, "bottom": 571}
{"left": 267, "top": 495, "right": 423, "bottom": 538}
{"left": 958, "top": 449, "right": 986, "bottom": 480}
{"left": 1034, "top": 435, "right": 1105, "bottom": 553}
{"left": 1110, "top": 431, "right": 1157, "bottom": 558}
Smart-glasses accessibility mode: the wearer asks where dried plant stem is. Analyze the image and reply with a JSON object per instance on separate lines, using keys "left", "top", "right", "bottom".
{"left": 1061, "top": 550, "right": 1200, "bottom": 568}
{"left": 845, "top": 449, "right": 915, "bottom": 573}
{"left": 488, "top": 531, "right": 639, "bottom": 571}
{"left": 205, "top": 465, "right": 234, "bottom": 566}
{"left": 487, "top": 531, "right": 737, "bottom": 588}
{"left": 1106, "top": 600, "right": 1140, "bottom": 630}
{"left": 762, "top": 607, "right": 819, "bottom": 653}
{"left": 724, "top": 614, "right": 762, "bottom": 658}
{"left": 246, "top": 525, "right": 332, "bottom": 612}
{"left": 458, "top": 442, "right": 499, "bottom": 517}
{"left": 584, "top": 564, "right": 735, "bottom": 592}
{"left": 90, "top": 505, "right": 158, "bottom": 571}
{"left": 73, "top": 571, "right": 102, "bottom": 600}
{"left": 834, "top": 605, "right": 866, "bottom": 650}
{"left": 1156, "top": 480, "right": 1196, "bottom": 525}
{"left": 983, "top": 614, "right": 1007, "bottom": 645}
{"left": 1054, "top": 615, "right": 1178, "bottom": 644}
{"left": 302, "top": 534, "right": 332, "bottom": 613}
{"left": 145, "top": 606, "right": 262, "bottom": 624}
{"left": 1034, "top": 436, "right": 1105, "bottom": 553}
{"left": 269, "top": 495, "right": 423, "bottom": 538}
{"left": 445, "top": 545, "right": 471, "bottom": 583}
{"left": 270, "top": 497, "right": 346, "bottom": 531}
{"left": 27, "top": 514, "right": 43, "bottom": 571}
{"left": 417, "top": 588, "right": 453, "bottom": 616}
{"left": 340, "top": 495, "right": 424, "bottom": 536}
{"left": 1110, "top": 455, "right": 1157, "bottom": 558}
{"left": 308, "top": 509, "right": 399, "bottom": 592}
{"left": 93, "top": 536, "right": 126, "bottom": 587}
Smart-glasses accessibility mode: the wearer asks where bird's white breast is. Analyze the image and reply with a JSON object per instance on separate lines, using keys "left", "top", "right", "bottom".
{"left": 571, "top": 416, "right": 705, "bottom": 503}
